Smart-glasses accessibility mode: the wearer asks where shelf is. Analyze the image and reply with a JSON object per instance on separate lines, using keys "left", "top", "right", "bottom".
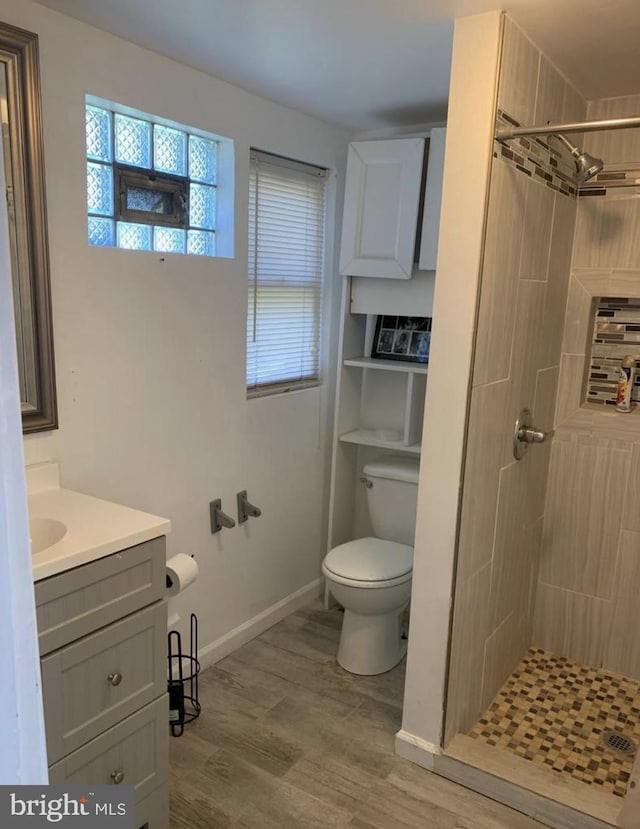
{"left": 339, "top": 429, "right": 421, "bottom": 455}
{"left": 343, "top": 356, "right": 428, "bottom": 375}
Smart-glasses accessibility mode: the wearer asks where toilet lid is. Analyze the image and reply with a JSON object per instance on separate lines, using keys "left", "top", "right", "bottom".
{"left": 324, "top": 537, "right": 413, "bottom": 582}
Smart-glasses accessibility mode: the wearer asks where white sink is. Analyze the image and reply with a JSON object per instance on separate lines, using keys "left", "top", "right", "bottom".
{"left": 30, "top": 517, "right": 67, "bottom": 554}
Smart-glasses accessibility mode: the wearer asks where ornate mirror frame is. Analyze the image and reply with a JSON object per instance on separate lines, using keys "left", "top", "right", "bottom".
{"left": 1, "top": 21, "right": 56, "bottom": 433}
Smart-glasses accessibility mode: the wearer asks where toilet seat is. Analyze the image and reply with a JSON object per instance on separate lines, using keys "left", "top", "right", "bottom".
{"left": 322, "top": 564, "right": 412, "bottom": 590}
{"left": 323, "top": 537, "right": 413, "bottom": 589}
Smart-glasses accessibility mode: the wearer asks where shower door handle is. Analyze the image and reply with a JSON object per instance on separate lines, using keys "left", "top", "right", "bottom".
{"left": 513, "top": 408, "right": 554, "bottom": 460}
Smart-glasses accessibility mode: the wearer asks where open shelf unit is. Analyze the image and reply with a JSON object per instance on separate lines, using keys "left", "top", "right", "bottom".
{"left": 327, "top": 275, "right": 433, "bottom": 552}
{"left": 340, "top": 429, "right": 421, "bottom": 454}
{"left": 339, "top": 357, "right": 427, "bottom": 451}
{"left": 327, "top": 129, "right": 443, "bottom": 556}
{"left": 343, "top": 356, "right": 428, "bottom": 374}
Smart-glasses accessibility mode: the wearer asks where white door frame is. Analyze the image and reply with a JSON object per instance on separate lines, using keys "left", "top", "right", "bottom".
{"left": 0, "top": 136, "right": 48, "bottom": 783}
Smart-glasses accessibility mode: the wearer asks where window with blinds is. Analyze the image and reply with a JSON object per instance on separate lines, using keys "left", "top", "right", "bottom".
{"left": 247, "top": 150, "right": 328, "bottom": 397}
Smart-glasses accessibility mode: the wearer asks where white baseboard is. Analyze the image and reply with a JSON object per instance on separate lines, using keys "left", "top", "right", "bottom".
{"left": 395, "top": 728, "right": 441, "bottom": 769}
{"left": 197, "top": 578, "right": 323, "bottom": 671}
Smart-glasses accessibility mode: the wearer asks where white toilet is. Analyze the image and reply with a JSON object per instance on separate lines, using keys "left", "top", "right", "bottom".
{"left": 322, "top": 455, "right": 420, "bottom": 675}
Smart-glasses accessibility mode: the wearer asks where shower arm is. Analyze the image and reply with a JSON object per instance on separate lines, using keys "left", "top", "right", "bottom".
{"left": 496, "top": 115, "right": 640, "bottom": 141}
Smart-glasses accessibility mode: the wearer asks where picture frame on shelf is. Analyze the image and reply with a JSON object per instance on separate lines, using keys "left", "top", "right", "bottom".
{"left": 370, "top": 315, "right": 432, "bottom": 364}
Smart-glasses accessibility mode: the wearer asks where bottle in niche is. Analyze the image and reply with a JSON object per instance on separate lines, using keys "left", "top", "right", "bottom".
{"left": 615, "top": 355, "right": 637, "bottom": 413}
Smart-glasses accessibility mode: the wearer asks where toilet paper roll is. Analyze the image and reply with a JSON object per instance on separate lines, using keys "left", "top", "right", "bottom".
{"left": 166, "top": 554, "right": 199, "bottom": 596}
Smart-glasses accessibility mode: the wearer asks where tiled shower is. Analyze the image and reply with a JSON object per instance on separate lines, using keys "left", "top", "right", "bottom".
{"left": 444, "top": 15, "right": 640, "bottom": 823}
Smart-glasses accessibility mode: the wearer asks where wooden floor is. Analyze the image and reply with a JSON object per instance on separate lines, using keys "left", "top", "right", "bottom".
{"left": 169, "top": 601, "right": 545, "bottom": 828}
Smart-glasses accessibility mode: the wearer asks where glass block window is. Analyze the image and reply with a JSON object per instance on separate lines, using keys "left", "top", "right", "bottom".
{"left": 154, "top": 227, "right": 186, "bottom": 254}
{"left": 86, "top": 101, "right": 217, "bottom": 257}
{"left": 117, "top": 221, "right": 152, "bottom": 251}
{"left": 154, "top": 125, "right": 187, "bottom": 176}
{"left": 114, "top": 114, "right": 152, "bottom": 168}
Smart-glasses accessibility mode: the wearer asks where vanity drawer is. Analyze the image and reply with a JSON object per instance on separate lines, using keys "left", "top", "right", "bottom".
{"left": 35, "top": 536, "right": 166, "bottom": 655}
{"left": 48, "top": 695, "right": 169, "bottom": 808}
{"left": 42, "top": 602, "right": 166, "bottom": 764}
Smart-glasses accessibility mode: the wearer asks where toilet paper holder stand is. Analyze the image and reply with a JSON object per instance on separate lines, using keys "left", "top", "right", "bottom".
{"left": 167, "top": 612, "right": 201, "bottom": 737}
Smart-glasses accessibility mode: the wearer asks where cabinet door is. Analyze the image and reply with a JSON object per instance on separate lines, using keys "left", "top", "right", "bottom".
{"left": 418, "top": 128, "right": 446, "bottom": 271}
{"left": 339, "top": 138, "right": 424, "bottom": 279}
{"left": 41, "top": 602, "right": 166, "bottom": 763}
{"left": 48, "top": 696, "right": 168, "bottom": 804}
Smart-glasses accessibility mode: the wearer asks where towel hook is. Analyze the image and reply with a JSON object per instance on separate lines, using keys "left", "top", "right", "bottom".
{"left": 210, "top": 499, "right": 236, "bottom": 533}
{"left": 237, "top": 490, "right": 262, "bottom": 524}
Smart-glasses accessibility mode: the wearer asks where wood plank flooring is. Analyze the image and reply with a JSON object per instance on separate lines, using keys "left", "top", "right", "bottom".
{"left": 169, "top": 600, "right": 546, "bottom": 828}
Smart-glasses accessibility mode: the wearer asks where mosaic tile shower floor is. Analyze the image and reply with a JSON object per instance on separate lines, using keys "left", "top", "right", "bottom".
{"left": 469, "top": 648, "right": 640, "bottom": 798}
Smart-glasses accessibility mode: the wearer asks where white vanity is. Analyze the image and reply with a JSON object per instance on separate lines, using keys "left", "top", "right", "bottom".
{"left": 28, "top": 463, "right": 171, "bottom": 829}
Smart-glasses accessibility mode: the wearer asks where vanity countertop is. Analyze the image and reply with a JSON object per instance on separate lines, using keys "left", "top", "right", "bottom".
{"left": 27, "top": 464, "right": 170, "bottom": 582}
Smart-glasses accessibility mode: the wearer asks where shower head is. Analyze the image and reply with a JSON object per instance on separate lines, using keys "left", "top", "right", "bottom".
{"left": 552, "top": 133, "right": 604, "bottom": 183}
{"left": 575, "top": 150, "right": 605, "bottom": 183}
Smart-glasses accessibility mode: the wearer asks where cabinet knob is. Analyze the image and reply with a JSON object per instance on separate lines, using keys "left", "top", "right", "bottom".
{"left": 110, "top": 769, "right": 125, "bottom": 785}
{"left": 107, "top": 671, "right": 123, "bottom": 687}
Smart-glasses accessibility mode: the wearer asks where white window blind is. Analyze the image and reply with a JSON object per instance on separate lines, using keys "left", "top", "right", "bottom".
{"left": 247, "top": 150, "right": 327, "bottom": 396}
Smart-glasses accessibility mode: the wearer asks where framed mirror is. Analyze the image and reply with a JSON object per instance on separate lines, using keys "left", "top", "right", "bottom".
{"left": 1, "top": 21, "right": 56, "bottom": 433}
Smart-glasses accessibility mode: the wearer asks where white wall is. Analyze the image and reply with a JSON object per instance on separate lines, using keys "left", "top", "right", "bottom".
{"left": 397, "top": 10, "right": 503, "bottom": 761}
{"left": 8, "top": 0, "right": 351, "bottom": 656}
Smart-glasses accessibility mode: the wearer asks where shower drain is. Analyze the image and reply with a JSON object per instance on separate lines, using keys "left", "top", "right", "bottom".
{"left": 601, "top": 730, "right": 637, "bottom": 756}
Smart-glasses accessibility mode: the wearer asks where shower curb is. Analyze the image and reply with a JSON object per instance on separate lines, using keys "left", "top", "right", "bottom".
{"left": 432, "top": 749, "right": 616, "bottom": 829}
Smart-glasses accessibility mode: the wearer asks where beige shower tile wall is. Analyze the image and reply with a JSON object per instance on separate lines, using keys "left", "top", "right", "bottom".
{"left": 583, "top": 93, "right": 640, "bottom": 166}
{"left": 497, "top": 17, "right": 539, "bottom": 125}
{"left": 573, "top": 200, "right": 640, "bottom": 270}
{"left": 534, "top": 93, "right": 640, "bottom": 680}
{"left": 444, "top": 16, "right": 584, "bottom": 743}
{"left": 606, "top": 530, "right": 640, "bottom": 675}
{"left": 541, "top": 440, "right": 630, "bottom": 597}
{"left": 534, "top": 582, "right": 611, "bottom": 667}
{"left": 472, "top": 160, "right": 526, "bottom": 387}
{"left": 535, "top": 433, "right": 640, "bottom": 677}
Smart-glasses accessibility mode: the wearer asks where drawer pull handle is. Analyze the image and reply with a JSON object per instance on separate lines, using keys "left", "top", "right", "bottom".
{"left": 110, "top": 770, "right": 125, "bottom": 785}
{"left": 107, "top": 672, "right": 123, "bottom": 687}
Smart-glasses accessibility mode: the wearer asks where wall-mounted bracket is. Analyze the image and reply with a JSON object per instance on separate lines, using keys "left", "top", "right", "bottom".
{"left": 237, "top": 490, "right": 262, "bottom": 524}
{"left": 210, "top": 499, "right": 236, "bottom": 534}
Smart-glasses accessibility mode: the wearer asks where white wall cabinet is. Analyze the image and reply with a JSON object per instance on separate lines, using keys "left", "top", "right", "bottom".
{"left": 418, "top": 127, "right": 446, "bottom": 271}
{"left": 339, "top": 130, "right": 446, "bottom": 280}
{"left": 339, "top": 138, "right": 425, "bottom": 279}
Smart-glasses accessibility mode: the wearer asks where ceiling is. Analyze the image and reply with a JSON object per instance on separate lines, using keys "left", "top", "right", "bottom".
{"left": 35, "top": 0, "right": 640, "bottom": 131}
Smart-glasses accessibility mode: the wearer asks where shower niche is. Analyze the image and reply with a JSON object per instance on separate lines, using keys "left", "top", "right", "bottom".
{"left": 586, "top": 297, "right": 640, "bottom": 408}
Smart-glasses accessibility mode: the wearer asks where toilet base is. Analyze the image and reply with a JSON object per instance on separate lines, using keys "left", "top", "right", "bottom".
{"left": 337, "top": 605, "right": 408, "bottom": 675}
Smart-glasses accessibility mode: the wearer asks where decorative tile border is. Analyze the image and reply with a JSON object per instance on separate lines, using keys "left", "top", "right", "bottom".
{"left": 495, "top": 112, "right": 640, "bottom": 202}
{"left": 588, "top": 298, "right": 640, "bottom": 406}
{"left": 493, "top": 110, "right": 578, "bottom": 198}
{"left": 580, "top": 168, "right": 640, "bottom": 198}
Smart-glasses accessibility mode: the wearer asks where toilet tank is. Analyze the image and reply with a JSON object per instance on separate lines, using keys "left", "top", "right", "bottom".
{"left": 362, "top": 456, "right": 420, "bottom": 546}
